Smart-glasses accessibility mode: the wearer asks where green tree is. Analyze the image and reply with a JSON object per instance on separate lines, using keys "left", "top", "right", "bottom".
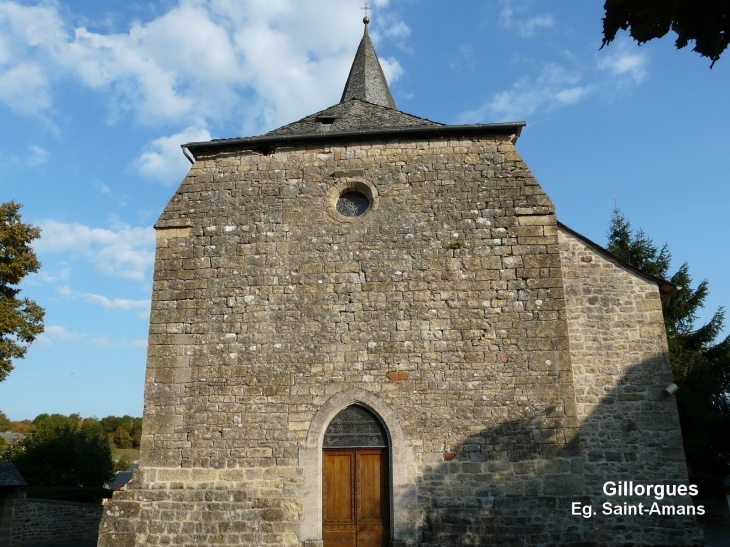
{"left": 607, "top": 208, "right": 730, "bottom": 496}
{"left": 129, "top": 416, "right": 143, "bottom": 448}
{"left": 100, "top": 415, "right": 125, "bottom": 435}
{"left": 0, "top": 201, "right": 45, "bottom": 382}
{"left": 112, "top": 426, "right": 133, "bottom": 449}
{"left": 100, "top": 414, "right": 142, "bottom": 447}
{"left": 10, "top": 419, "right": 33, "bottom": 434}
{"left": 113, "top": 455, "right": 132, "bottom": 472}
{"left": 2, "top": 413, "right": 114, "bottom": 488}
{"left": 602, "top": 0, "right": 730, "bottom": 67}
{"left": 33, "top": 413, "right": 82, "bottom": 433}
{"left": 0, "top": 410, "right": 11, "bottom": 431}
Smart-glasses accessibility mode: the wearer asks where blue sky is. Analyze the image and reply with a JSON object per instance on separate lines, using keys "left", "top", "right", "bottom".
{"left": 2, "top": 0, "right": 729, "bottom": 421}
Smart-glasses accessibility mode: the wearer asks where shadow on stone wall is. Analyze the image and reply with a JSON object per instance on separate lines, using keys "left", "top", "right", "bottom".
{"left": 8, "top": 493, "right": 103, "bottom": 547}
{"left": 95, "top": 360, "right": 707, "bottom": 547}
{"left": 406, "top": 359, "right": 705, "bottom": 547}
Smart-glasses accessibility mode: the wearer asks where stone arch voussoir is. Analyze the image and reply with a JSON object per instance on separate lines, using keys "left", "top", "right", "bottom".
{"left": 298, "top": 388, "right": 415, "bottom": 547}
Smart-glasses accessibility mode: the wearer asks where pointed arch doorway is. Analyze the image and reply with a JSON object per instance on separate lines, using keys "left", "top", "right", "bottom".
{"left": 322, "top": 405, "right": 390, "bottom": 547}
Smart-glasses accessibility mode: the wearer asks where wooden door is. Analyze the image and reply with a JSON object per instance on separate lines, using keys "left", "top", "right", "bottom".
{"left": 323, "top": 450, "right": 356, "bottom": 547}
{"left": 355, "top": 449, "right": 389, "bottom": 547}
{"left": 323, "top": 448, "right": 389, "bottom": 547}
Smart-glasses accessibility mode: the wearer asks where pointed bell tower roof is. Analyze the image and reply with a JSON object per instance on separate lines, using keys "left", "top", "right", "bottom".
{"left": 340, "top": 17, "right": 396, "bottom": 109}
{"left": 183, "top": 9, "right": 526, "bottom": 153}
{"left": 250, "top": 11, "right": 446, "bottom": 137}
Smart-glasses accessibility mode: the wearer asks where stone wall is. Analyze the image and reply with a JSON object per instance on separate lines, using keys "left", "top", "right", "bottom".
{"left": 98, "top": 134, "right": 701, "bottom": 546}
{"left": 99, "top": 134, "right": 587, "bottom": 546}
{"left": 9, "top": 492, "right": 103, "bottom": 546}
{"left": 559, "top": 226, "right": 704, "bottom": 546}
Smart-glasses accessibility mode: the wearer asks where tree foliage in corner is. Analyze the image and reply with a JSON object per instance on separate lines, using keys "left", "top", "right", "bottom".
{"left": 602, "top": 0, "right": 730, "bottom": 67}
{"left": 608, "top": 209, "right": 730, "bottom": 497}
{"left": 0, "top": 201, "right": 44, "bottom": 381}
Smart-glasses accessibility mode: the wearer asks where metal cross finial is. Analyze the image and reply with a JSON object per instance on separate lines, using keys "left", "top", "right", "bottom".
{"left": 361, "top": 3, "right": 371, "bottom": 26}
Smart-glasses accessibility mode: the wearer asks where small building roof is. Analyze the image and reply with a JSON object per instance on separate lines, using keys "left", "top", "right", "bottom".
{"left": 0, "top": 432, "right": 26, "bottom": 444}
{"left": 0, "top": 462, "right": 27, "bottom": 487}
{"left": 106, "top": 462, "right": 139, "bottom": 491}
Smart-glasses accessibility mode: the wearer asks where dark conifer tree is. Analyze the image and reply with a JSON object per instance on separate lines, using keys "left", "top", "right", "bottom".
{"left": 607, "top": 208, "right": 730, "bottom": 497}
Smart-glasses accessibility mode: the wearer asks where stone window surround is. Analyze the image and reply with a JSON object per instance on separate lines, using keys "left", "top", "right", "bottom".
{"left": 298, "top": 388, "right": 415, "bottom": 547}
{"left": 326, "top": 179, "right": 379, "bottom": 223}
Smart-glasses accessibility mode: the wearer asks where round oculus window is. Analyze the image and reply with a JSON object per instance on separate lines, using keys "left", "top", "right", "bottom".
{"left": 336, "top": 191, "right": 370, "bottom": 217}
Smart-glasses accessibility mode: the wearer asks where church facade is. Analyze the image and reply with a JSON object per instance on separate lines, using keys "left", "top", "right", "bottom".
{"left": 98, "top": 20, "right": 704, "bottom": 547}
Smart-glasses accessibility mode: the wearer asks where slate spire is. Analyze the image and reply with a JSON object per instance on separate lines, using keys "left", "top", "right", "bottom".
{"left": 340, "top": 16, "right": 397, "bottom": 109}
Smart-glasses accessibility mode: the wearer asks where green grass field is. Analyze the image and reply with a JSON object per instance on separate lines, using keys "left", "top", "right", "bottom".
{"left": 113, "top": 447, "right": 140, "bottom": 462}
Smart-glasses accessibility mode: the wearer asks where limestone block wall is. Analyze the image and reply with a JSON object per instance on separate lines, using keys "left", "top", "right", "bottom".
{"left": 99, "top": 135, "right": 586, "bottom": 547}
{"left": 559, "top": 226, "right": 704, "bottom": 546}
{"left": 9, "top": 493, "right": 103, "bottom": 546}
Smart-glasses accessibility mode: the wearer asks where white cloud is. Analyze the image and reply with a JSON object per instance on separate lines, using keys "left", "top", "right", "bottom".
{"left": 598, "top": 39, "right": 648, "bottom": 84}
{"left": 460, "top": 38, "right": 650, "bottom": 123}
{"left": 0, "top": 62, "right": 51, "bottom": 114}
{"left": 383, "top": 21, "right": 410, "bottom": 39}
{"left": 379, "top": 57, "right": 404, "bottom": 86}
{"left": 26, "top": 145, "right": 48, "bottom": 167}
{"left": 58, "top": 286, "right": 150, "bottom": 319}
{"left": 0, "top": 0, "right": 409, "bottom": 135}
{"left": 36, "top": 325, "right": 83, "bottom": 346}
{"left": 500, "top": 1, "right": 554, "bottom": 38}
{"left": 134, "top": 126, "right": 211, "bottom": 184}
{"left": 0, "top": 1, "right": 66, "bottom": 113}
{"left": 33, "top": 266, "right": 71, "bottom": 283}
{"left": 460, "top": 64, "right": 592, "bottom": 122}
{"left": 520, "top": 15, "right": 555, "bottom": 38}
{"left": 0, "top": 1, "right": 67, "bottom": 48}
{"left": 76, "top": 292, "right": 149, "bottom": 312}
{"left": 35, "top": 218, "right": 155, "bottom": 281}
{"left": 37, "top": 323, "right": 150, "bottom": 348}
{"left": 368, "top": 7, "right": 410, "bottom": 51}
{"left": 553, "top": 87, "right": 589, "bottom": 104}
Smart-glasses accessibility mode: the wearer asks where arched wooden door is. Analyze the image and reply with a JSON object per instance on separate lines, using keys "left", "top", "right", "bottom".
{"left": 322, "top": 406, "right": 390, "bottom": 547}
